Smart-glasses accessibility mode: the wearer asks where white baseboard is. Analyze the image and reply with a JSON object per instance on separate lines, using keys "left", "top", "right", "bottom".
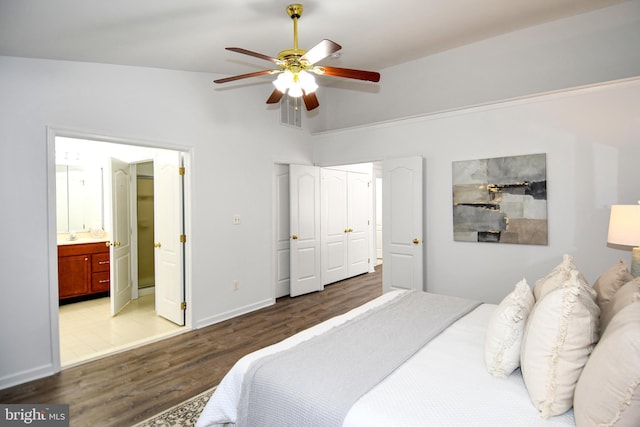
{"left": 138, "top": 286, "right": 155, "bottom": 296}
{"left": 195, "top": 298, "right": 274, "bottom": 330}
{"left": 0, "top": 363, "right": 56, "bottom": 391}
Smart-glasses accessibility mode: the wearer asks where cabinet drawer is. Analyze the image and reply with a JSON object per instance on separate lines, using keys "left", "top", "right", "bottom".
{"left": 92, "top": 253, "right": 110, "bottom": 272}
{"left": 92, "top": 272, "right": 110, "bottom": 293}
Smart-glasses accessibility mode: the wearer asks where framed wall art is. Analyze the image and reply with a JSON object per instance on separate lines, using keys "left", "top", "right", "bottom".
{"left": 452, "top": 153, "right": 548, "bottom": 245}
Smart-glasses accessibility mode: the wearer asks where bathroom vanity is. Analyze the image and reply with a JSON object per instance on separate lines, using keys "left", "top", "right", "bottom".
{"left": 58, "top": 241, "right": 110, "bottom": 300}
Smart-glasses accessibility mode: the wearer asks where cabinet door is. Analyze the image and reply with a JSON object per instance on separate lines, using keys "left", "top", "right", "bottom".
{"left": 58, "top": 255, "right": 90, "bottom": 298}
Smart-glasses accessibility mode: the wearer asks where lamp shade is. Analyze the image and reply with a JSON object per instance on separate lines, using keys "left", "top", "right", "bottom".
{"left": 607, "top": 205, "right": 640, "bottom": 246}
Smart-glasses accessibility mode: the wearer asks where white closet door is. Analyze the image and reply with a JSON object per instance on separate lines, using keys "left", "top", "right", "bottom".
{"left": 347, "top": 171, "right": 370, "bottom": 277}
{"left": 274, "top": 164, "right": 291, "bottom": 298}
{"left": 321, "top": 168, "right": 348, "bottom": 285}
{"left": 383, "top": 156, "right": 423, "bottom": 292}
{"left": 289, "top": 164, "right": 323, "bottom": 297}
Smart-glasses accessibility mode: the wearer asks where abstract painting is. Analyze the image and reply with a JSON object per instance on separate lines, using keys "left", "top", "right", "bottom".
{"left": 452, "top": 153, "right": 548, "bottom": 245}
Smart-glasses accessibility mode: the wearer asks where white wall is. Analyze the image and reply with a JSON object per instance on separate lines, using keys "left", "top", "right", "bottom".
{"left": 0, "top": 56, "right": 313, "bottom": 389}
{"left": 312, "top": 78, "right": 640, "bottom": 304}
{"left": 2, "top": 0, "right": 640, "bottom": 390}
{"left": 309, "top": 1, "right": 640, "bottom": 133}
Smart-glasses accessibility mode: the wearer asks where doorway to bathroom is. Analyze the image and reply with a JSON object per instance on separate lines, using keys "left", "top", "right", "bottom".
{"left": 53, "top": 134, "right": 190, "bottom": 367}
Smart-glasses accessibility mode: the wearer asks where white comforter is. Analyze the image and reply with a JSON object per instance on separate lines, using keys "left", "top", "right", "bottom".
{"left": 196, "top": 290, "right": 575, "bottom": 427}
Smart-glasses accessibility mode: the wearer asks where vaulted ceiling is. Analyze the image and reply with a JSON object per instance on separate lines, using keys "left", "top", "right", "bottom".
{"left": 0, "top": 0, "right": 627, "bottom": 77}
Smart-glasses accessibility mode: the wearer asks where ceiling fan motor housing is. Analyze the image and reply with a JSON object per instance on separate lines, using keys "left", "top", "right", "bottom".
{"left": 286, "top": 4, "right": 303, "bottom": 19}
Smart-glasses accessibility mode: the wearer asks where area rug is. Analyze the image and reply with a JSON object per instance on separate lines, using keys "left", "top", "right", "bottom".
{"left": 133, "top": 386, "right": 216, "bottom": 427}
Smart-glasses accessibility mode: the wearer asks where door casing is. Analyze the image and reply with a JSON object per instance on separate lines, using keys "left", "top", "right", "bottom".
{"left": 47, "top": 128, "right": 192, "bottom": 373}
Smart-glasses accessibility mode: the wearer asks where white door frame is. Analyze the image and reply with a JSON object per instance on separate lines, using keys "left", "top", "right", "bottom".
{"left": 46, "top": 127, "right": 193, "bottom": 373}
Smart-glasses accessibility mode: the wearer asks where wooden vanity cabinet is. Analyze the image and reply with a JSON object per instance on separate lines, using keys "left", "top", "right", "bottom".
{"left": 58, "top": 242, "right": 110, "bottom": 300}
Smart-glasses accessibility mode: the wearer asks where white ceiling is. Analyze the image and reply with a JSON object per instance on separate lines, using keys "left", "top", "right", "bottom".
{"left": 0, "top": 0, "right": 628, "bottom": 78}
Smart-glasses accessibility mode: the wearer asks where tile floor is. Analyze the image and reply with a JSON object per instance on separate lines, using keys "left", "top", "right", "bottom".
{"left": 59, "top": 294, "right": 185, "bottom": 367}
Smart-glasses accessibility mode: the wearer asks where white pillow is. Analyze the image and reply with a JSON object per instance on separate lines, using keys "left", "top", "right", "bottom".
{"left": 533, "top": 254, "right": 590, "bottom": 301}
{"left": 485, "top": 278, "right": 535, "bottom": 378}
{"left": 521, "top": 270, "right": 600, "bottom": 418}
{"left": 574, "top": 301, "right": 640, "bottom": 427}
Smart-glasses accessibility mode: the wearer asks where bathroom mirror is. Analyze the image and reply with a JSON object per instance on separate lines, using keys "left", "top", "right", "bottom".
{"left": 56, "top": 164, "right": 104, "bottom": 233}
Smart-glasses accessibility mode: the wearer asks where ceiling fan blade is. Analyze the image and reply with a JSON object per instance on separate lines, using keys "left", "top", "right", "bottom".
{"left": 302, "top": 91, "right": 320, "bottom": 111}
{"left": 314, "top": 66, "right": 380, "bottom": 82}
{"left": 266, "top": 88, "right": 284, "bottom": 104}
{"left": 225, "top": 47, "right": 279, "bottom": 64}
{"left": 300, "top": 39, "right": 342, "bottom": 65}
{"left": 214, "top": 70, "right": 277, "bottom": 84}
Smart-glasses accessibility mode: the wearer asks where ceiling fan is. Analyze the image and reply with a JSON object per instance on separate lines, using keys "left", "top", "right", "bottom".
{"left": 213, "top": 3, "right": 381, "bottom": 111}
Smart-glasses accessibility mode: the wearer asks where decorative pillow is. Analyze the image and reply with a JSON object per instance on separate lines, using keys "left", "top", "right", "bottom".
{"left": 533, "top": 254, "right": 590, "bottom": 301}
{"left": 599, "top": 277, "right": 640, "bottom": 333}
{"left": 520, "top": 270, "right": 600, "bottom": 418}
{"left": 593, "top": 259, "right": 634, "bottom": 309}
{"left": 574, "top": 301, "right": 640, "bottom": 427}
{"left": 484, "top": 278, "right": 535, "bottom": 378}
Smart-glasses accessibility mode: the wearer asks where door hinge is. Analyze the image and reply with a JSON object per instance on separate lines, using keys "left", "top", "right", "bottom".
{"left": 179, "top": 166, "right": 185, "bottom": 176}
{"left": 180, "top": 234, "right": 186, "bottom": 243}
{"left": 181, "top": 301, "right": 187, "bottom": 310}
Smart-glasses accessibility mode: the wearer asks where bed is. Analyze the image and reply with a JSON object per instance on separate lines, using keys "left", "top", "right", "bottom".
{"left": 196, "top": 256, "right": 640, "bottom": 427}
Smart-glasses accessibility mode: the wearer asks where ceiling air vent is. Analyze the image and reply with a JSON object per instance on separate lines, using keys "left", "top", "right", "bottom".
{"left": 280, "top": 96, "right": 302, "bottom": 129}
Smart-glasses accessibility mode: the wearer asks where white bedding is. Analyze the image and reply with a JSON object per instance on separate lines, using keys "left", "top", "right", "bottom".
{"left": 196, "top": 290, "right": 575, "bottom": 427}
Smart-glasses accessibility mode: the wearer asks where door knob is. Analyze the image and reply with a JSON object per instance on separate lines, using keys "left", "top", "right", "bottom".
{"left": 113, "top": 241, "right": 121, "bottom": 247}
{"left": 291, "top": 234, "right": 298, "bottom": 240}
{"left": 154, "top": 242, "right": 162, "bottom": 248}
{"left": 107, "top": 241, "right": 121, "bottom": 247}
{"left": 344, "top": 228, "right": 349, "bottom": 233}
{"left": 413, "top": 238, "right": 420, "bottom": 244}
{"left": 348, "top": 228, "right": 353, "bottom": 233}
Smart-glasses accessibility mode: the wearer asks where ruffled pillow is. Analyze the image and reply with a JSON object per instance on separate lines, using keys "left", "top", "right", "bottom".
{"left": 484, "top": 278, "right": 535, "bottom": 377}
{"left": 593, "top": 259, "right": 634, "bottom": 310}
{"left": 599, "top": 277, "right": 640, "bottom": 333}
{"left": 533, "top": 254, "right": 590, "bottom": 301}
{"left": 521, "top": 270, "right": 600, "bottom": 418}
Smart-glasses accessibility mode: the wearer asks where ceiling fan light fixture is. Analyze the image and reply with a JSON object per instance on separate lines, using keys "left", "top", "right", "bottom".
{"left": 298, "top": 70, "right": 318, "bottom": 93}
{"left": 273, "top": 70, "right": 317, "bottom": 98}
{"left": 273, "top": 70, "right": 294, "bottom": 92}
{"left": 214, "top": 3, "right": 380, "bottom": 110}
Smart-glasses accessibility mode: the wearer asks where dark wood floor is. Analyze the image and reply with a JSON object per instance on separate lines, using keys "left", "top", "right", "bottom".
{"left": 1, "top": 266, "right": 382, "bottom": 427}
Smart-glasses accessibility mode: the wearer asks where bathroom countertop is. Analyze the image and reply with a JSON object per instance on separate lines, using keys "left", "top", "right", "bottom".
{"left": 57, "top": 232, "right": 110, "bottom": 246}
